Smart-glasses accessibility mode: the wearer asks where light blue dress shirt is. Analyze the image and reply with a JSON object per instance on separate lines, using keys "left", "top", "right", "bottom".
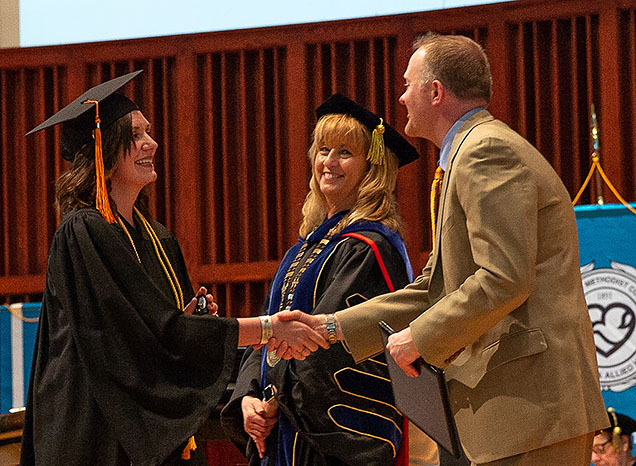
{"left": 438, "top": 107, "right": 484, "bottom": 171}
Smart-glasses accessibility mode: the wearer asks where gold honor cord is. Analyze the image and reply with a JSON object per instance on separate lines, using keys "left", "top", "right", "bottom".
{"left": 572, "top": 104, "right": 636, "bottom": 216}
{"left": 117, "top": 208, "right": 194, "bottom": 459}
{"left": 116, "top": 208, "right": 185, "bottom": 310}
{"left": 117, "top": 217, "right": 142, "bottom": 263}
{"left": 133, "top": 207, "right": 184, "bottom": 310}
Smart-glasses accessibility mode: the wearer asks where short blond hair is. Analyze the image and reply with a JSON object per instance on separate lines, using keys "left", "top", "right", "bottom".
{"left": 299, "top": 114, "right": 402, "bottom": 238}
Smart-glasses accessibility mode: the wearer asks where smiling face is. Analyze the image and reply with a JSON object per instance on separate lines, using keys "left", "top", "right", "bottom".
{"left": 109, "top": 110, "right": 158, "bottom": 196}
{"left": 310, "top": 115, "right": 370, "bottom": 217}
{"left": 400, "top": 47, "right": 433, "bottom": 139}
{"left": 314, "top": 143, "right": 368, "bottom": 217}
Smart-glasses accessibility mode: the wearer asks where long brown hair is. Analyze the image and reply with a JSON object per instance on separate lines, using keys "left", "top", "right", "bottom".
{"left": 55, "top": 112, "right": 151, "bottom": 219}
{"left": 299, "top": 114, "right": 402, "bottom": 238}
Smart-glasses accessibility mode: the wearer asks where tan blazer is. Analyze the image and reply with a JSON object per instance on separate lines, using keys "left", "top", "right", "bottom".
{"left": 337, "top": 110, "right": 608, "bottom": 463}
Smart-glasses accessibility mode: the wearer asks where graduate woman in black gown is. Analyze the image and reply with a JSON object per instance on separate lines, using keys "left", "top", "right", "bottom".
{"left": 221, "top": 94, "right": 420, "bottom": 466}
{"left": 20, "top": 71, "right": 326, "bottom": 466}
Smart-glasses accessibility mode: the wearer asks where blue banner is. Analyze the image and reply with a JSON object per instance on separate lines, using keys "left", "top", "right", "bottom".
{"left": 0, "top": 303, "right": 40, "bottom": 414}
{"left": 576, "top": 203, "right": 636, "bottom": 422}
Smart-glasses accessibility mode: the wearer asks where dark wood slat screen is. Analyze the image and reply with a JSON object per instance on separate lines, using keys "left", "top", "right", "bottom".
{"left": 506, "top": 14, "right": 600, "bottom": 196}
{"left": 1, "top": 0, "right": 635, "bottom": 312}
{"left": 619, "top": 7, "right": 636, "bottom": 198}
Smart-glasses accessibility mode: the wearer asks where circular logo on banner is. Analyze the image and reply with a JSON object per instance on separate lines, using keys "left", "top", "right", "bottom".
{"left": 581, "top": 261, "right": 636, "bottom": 392}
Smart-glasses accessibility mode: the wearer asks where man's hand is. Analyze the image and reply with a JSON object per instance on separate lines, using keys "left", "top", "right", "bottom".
{"left": 241, "top": 396, "right": 277, "bottom": 458}
{"left": 387, "top": 326, "right": 422, "bottom": 377}
{"left": 267, "top": 313, "right": 329, "bottom": 360}
{"left": 275, "top": 310, "right": 329, "bottom": 340}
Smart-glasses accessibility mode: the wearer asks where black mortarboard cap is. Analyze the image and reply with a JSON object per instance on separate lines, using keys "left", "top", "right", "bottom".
{"left": 27, "top": 71, "right": 142, "bottom": 223}
{"left": 26, "top": 70, "right": 142, "bottom": 161}
{"left": 315, "top": 93, "right": 419, "bottom": 167}
{"left": 604, "top": 408, "right": 636, "bottom": 435}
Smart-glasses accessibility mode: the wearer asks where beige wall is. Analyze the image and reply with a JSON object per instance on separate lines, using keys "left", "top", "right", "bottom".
{"left": 0, "top": 0, "right": 20, "bottom": 48}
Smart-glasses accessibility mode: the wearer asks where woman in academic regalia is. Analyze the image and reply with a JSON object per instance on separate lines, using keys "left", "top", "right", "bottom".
{"left": 220, "top": 94, "right": 420, "bottom": 466}
{"left": 20, "top": 71, "right": 326, "bottom": 466}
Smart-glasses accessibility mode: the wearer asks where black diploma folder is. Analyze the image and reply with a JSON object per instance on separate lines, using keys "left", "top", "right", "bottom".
{"left": 379, "top": 321, "right": 462, "bottom": 458}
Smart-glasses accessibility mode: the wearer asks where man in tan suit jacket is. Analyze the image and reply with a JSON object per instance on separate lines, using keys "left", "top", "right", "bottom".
{"left": 283, "top": 33, "right": 608, "bottom": 465}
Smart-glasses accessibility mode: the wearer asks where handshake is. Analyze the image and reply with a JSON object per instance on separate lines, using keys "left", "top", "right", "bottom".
{"left": 184, "top": 287, "right": 339, "bottom": 361}
{"left": 257, "top": 310, "right": 340, "bottom": 361}
{"left": 187, "top": 287, "right": 423, "bottom": 376}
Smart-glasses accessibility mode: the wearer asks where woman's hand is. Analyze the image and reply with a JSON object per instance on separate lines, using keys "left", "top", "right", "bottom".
{"left": 241, "top": 396, "right": 278, "bottom": 458}
{"left": 183, "top": 286, "right": 219, "bottom": 316}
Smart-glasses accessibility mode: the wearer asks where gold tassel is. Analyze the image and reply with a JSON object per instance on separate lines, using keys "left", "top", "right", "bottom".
{"left": 84, "top": 100, "right": 116, "bottom": 223}
{"left": 367, "top": 118, "right": 385, "bottom": 165}
{"left": 608, "top": 407, "right": 622, "bottom": 452}
{"left": 181, "top": 435, "right": 197, "bottom": 460}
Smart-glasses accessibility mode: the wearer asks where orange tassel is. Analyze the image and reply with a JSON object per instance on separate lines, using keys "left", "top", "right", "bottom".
{"left": 84, "top": 100, "right": 115, "bottom": 223}
{"left": 181, "top": 435, "right": 197, "bottom": 460}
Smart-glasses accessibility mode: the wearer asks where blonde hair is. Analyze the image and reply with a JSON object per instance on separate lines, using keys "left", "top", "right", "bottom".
{"left": 299, "top": 113, "right": 402, "bottom": 238}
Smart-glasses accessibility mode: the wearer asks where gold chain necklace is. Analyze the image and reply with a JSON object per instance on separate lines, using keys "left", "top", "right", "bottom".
{"left": 277, "top": 218, "right": 345, "bottom": 312}
{"left": 266, "top": 217, "right": 345, "bottom": 367}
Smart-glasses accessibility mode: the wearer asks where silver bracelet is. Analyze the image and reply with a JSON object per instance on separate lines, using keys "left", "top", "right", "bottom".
{"left": 259, "top": 315, "right": 273, "bottom": 344}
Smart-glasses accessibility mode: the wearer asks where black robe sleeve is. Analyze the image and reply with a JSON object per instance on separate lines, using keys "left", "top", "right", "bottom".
{"left": 221, "top": 231, "right": 410, "bottom": 466}
{"left": 21, "top": 208, "right": 239, "bottom": 466}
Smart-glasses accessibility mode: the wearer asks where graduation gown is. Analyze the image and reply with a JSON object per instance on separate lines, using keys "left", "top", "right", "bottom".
{"left": 20, "top": 208, "right": 239, "bottom": 466}
{"left": 221, "top": 213, "right": 413, "bottom": 466}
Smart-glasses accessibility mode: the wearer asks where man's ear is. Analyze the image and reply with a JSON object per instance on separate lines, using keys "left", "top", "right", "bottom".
{"left": 431, "top": 80, "right": 444, "bottom": 106}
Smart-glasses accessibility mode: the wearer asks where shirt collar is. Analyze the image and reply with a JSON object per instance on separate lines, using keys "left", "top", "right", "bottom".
{"left": 439, "top": 107, "right": 484, "bottom": 171}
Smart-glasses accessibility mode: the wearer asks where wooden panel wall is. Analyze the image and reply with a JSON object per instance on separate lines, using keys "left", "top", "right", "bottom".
{"left": 0, "top": 0, "right": 634, "bottom": 314}
{"left": 618, "top": 6, "right": 636, "bottom": 197}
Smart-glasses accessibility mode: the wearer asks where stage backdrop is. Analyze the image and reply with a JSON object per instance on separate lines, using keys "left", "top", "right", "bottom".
{"left": 576, "top": 203, "right": 636, "bottom": 422}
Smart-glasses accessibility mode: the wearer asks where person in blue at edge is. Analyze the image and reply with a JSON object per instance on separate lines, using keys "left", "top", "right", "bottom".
{"left": 592, "top": 408, "right": 636, "bottom": 466}
{"left": 220, "top": 94, "right": 420, "bottom": 466}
